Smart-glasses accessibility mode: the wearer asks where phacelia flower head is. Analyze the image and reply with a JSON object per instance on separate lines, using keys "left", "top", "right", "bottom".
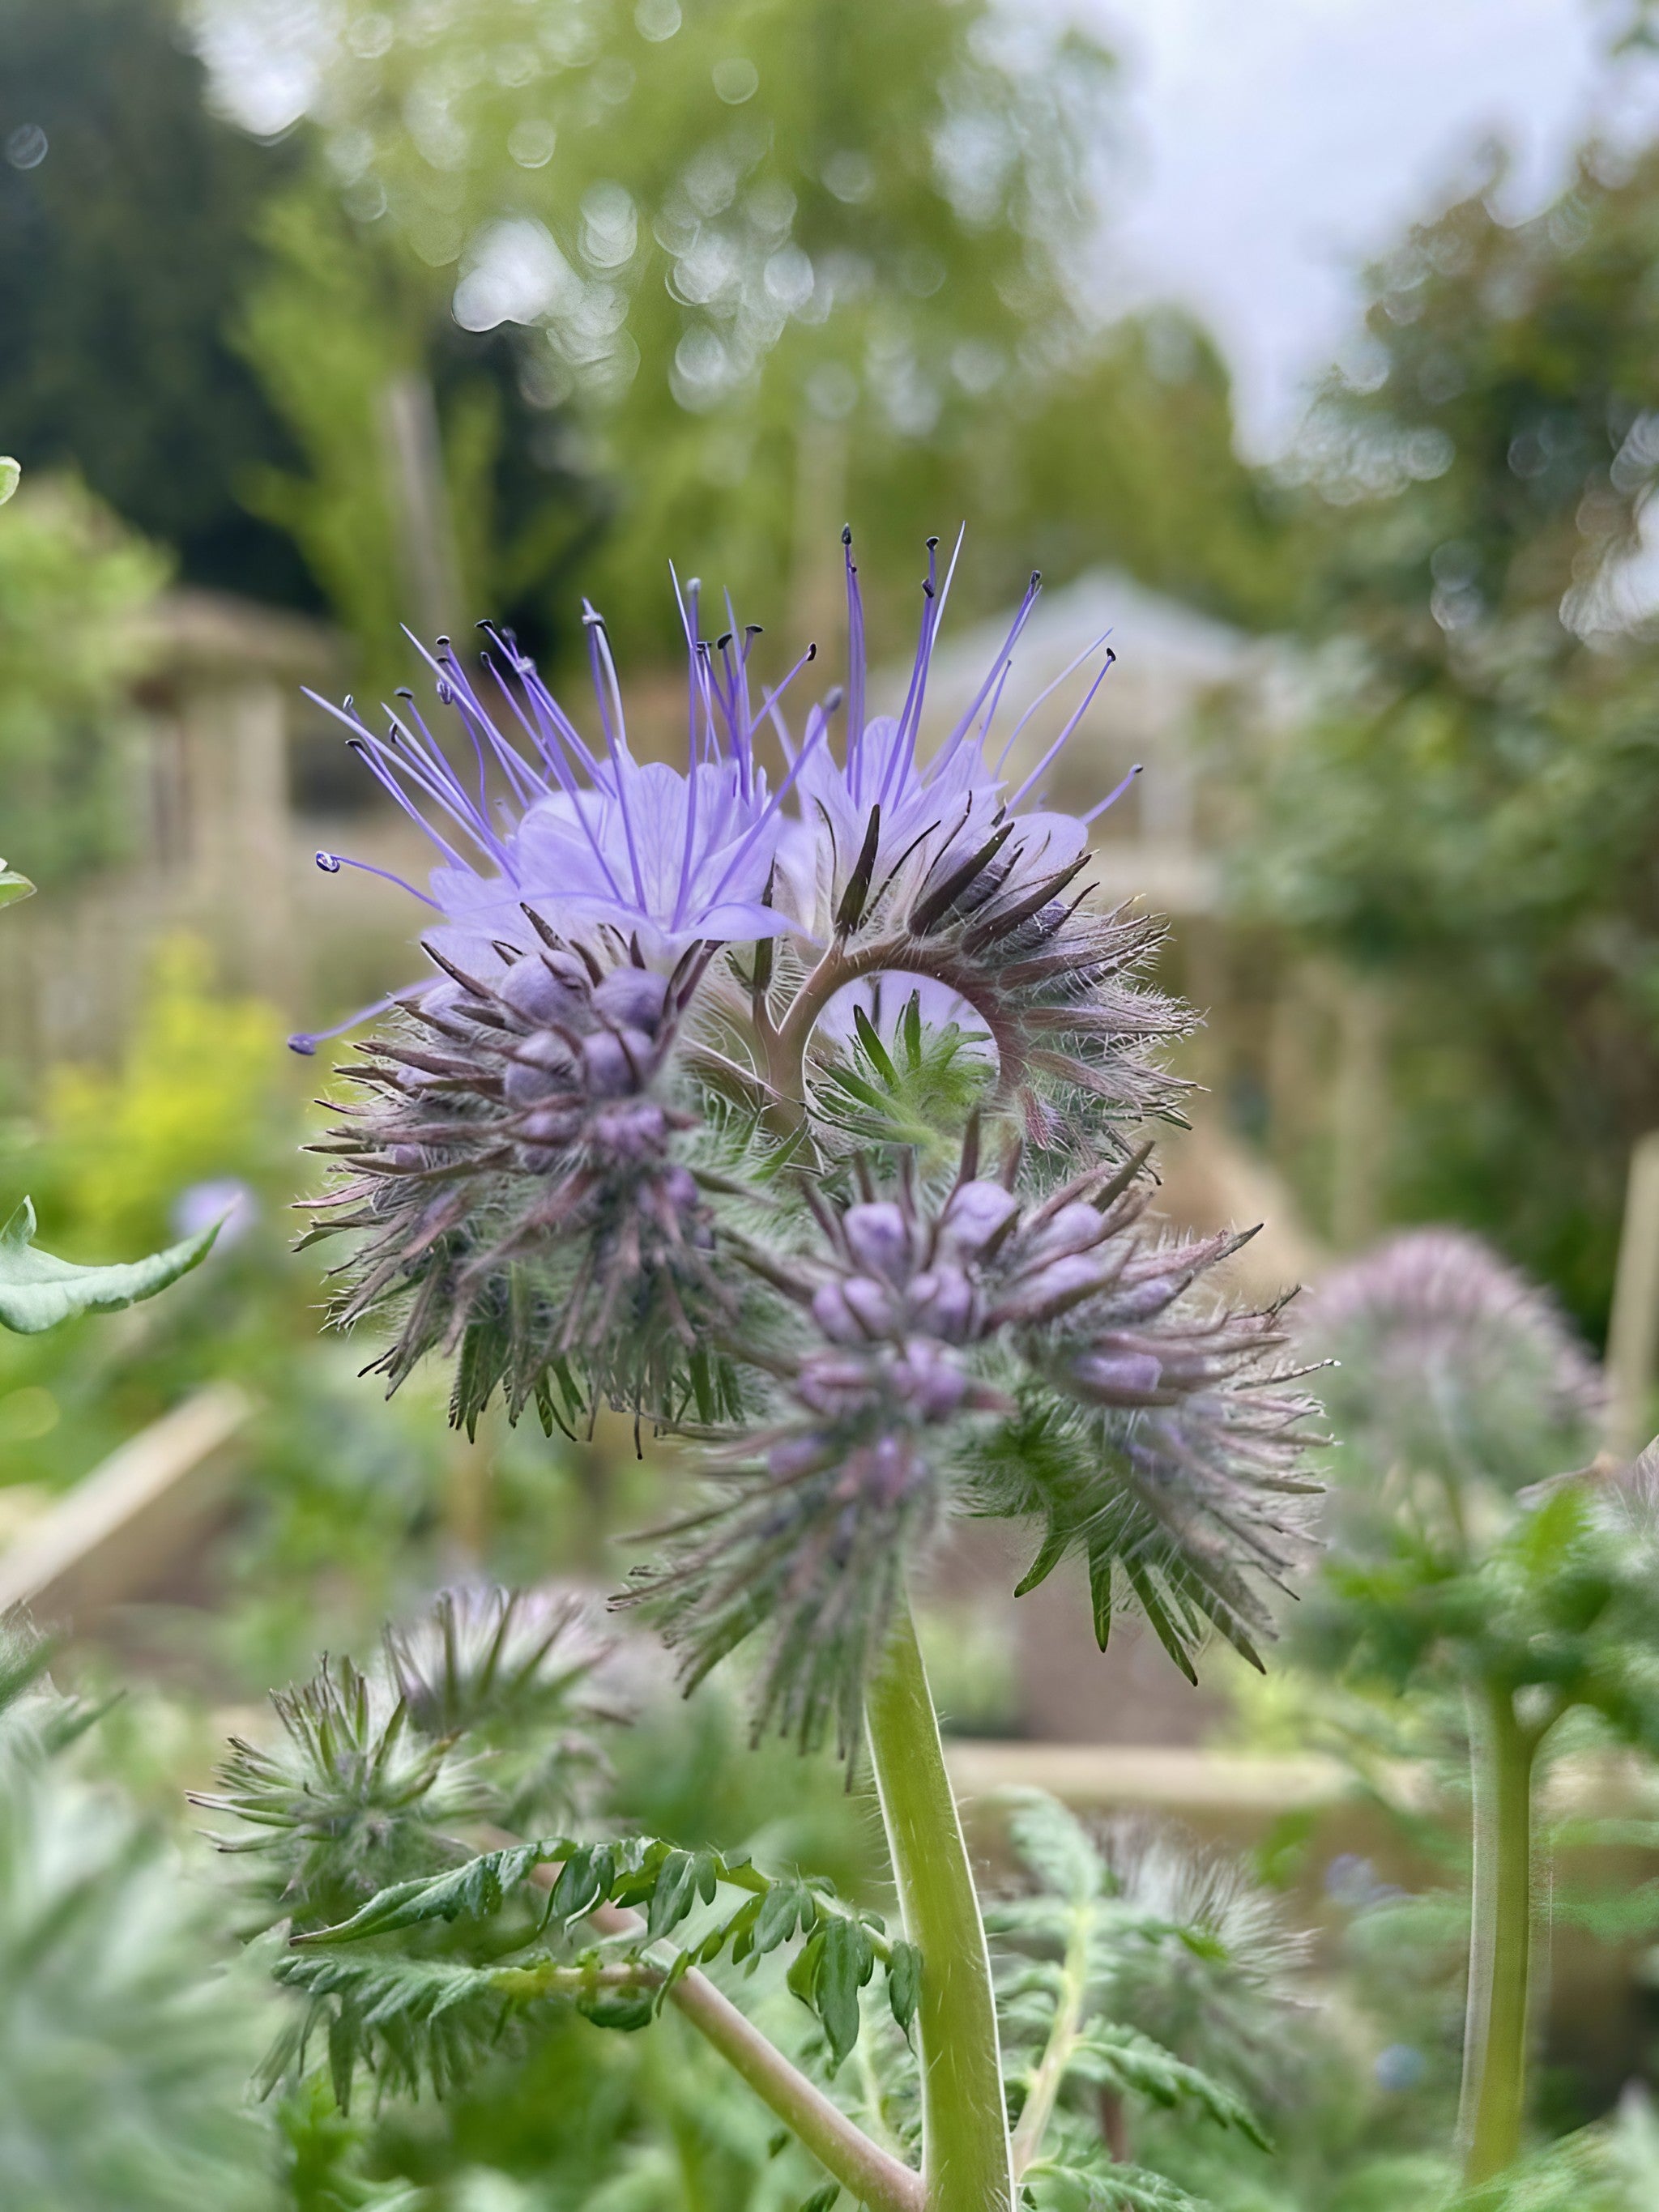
{"left": 629, "top": 1133, "right": 1320, "bottom": 1754}
{"left": 302, "top": 592, "right": 820, "bottom": 987}
{"left": 1303, "top": 1228, "right": 1602, "bottom": 1497}
{"left": 303, "top": 936, "right": 731, "bottom": 1423}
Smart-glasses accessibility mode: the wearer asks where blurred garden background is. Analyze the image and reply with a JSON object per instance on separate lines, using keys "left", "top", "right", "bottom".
{"left": 13, "top": 0, "right": 1659, "bottom": 2205}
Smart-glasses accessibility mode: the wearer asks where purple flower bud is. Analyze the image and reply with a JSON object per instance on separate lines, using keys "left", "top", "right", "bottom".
{"left": 1026, "top": 1201, "right": 1107, "bottom": 1259}
{"left": 517, "top": 1106, "right": 581, "bottom": 1149}
{"left": 1109, "top": 1274, "right": 1181, "bottom": 1323}
{"left": 503, "top": 1046, "right": 569, "bottom": 1106}
{"left": 797, "top": 1352, "right": 879, "bottom": 1417}
{"left": 812, "top": 1281, "right": 864, "bottom": 1345}
{"left": 842, "top": 1275, "right": 898, "bottom": 1336}
{"left": 592, "top": 966, "right": 671, "bottom": 1033}
{"left": 499, "top": 954, "right": 578, "bottom": 1029}
{"left": 906, "top": 1264, "right": 977, "bottom": 1341}
{"left": 939, "top": 1180, "right": 1018, "bottom": 1256}
{"left": 1006, "top": 1251, "right": 1113, "bottom": 1319}
{"left": 769, "top": 1431, "right": 832, "bottom": 1480}
{"left": 592, "top": 1100, "right": 668, "bottom": 1160}
{"left": 1069, "top": 1348, "right": 1165, "bottom": 1404}
{"left": 582, "top": 1030, "right": 638, "bottom": 1097}
{"left": 843, "top": 1201, "right": 911, "bottom": 1281}
{"left": 893, "top": 1339, "right": 969, "bottom": 1419}
{"left": 663, "top": 1164, "right": 700, "bottom": 1213}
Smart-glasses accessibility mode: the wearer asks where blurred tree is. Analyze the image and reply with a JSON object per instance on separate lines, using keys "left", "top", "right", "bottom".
{"left": 0, "top": 0, "right": 313, "bottom": 607}
{"left": 215, "top": 0, "right": 1292, "bottom": 673}
{"left": 0, "top": 475, "right": 168, "bottom": 884}
{"left": 1230, "top": 143, "right": 1659, "bottom": 1325}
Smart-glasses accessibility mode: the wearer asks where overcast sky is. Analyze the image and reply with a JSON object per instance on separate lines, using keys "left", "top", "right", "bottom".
{"left": 1086, "top": 0, "right": 1659, "bottom": 452}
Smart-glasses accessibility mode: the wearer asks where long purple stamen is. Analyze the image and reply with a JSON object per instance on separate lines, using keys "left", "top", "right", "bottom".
{"left": 288, "top": 987, "right": 412, "bottom": 1056}
{"left": 927, "top": 568, "right": 1042, "bottom": 784}
{"left": 995, "top": 637, "right": 1112, "bottom": 777}
{"left": 842, "top": 527, "right": 867, "bottom": 802}
{"left": 1083, "top": 760, "right": 1143, "bottom": 825}
{"left": 1008, "top": 648, "right": 1118, "bottom": 808}
{"left": 313, "top": 851, "right": 442, "bottom": 909}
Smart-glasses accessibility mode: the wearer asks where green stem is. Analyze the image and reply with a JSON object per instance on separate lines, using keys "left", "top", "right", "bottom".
{"left": 865, "top": 1591, "right": 1015, "bottom": 2212}
{"left": 520, "top": 1869, "right": 923, "bottom": 2212}
{"left": 1009, "top": 1888, "right": 1091, "bottom": 2177}
{"left": 1461, "top": 1682, "right": 1537, "bottom": 2189}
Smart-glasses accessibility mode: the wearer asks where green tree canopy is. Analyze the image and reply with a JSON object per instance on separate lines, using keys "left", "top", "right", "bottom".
{"left": 0, "top": 0, "right": 313, "bottom": 606}
{"left": 1233, "top": 141, "right": 1659, "bottom": 1322}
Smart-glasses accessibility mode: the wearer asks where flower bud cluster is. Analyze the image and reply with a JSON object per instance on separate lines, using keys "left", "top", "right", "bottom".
{"left": 631, "top": 1154, "right": 1319, "bottom": 1749}
{"left": 306, "top": 942, "right": 720, "bottom": 1424}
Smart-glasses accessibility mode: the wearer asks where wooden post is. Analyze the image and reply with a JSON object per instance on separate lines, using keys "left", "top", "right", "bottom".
{"left": 1604, "top": 1132, "right": 1659, "bottom": 1463}
{"left": 380, "top": 372, "right": 464, "bottom": 645}
{"left": 1330, "top": 978, "right": 1389, "bottom": 1252}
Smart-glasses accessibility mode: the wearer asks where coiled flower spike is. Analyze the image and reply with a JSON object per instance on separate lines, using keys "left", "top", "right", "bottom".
{"left": 628, "top": 1132, "right": 1320, "bottom": 1754}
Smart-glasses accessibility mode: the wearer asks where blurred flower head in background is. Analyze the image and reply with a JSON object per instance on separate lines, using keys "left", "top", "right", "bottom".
{"left": 1303, "top": 1227, "right": 1603, "bottom": 1498}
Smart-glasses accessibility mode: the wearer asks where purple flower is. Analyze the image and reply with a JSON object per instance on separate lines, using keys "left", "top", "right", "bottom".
{"left": 307, "top": 592, "right": 821, "bottom": 977}
{"left": 774, "top": 531, "right": 1136, "bottom": 943}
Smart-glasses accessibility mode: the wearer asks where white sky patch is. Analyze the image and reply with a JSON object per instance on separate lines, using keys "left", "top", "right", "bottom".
{"left": 1082, "top": 0, "right": 1659, "bottom": 454}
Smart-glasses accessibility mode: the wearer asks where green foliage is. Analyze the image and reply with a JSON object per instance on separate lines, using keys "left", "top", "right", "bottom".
{"left": 220, "top": 0, "right": 1290, "bottom": 675}
{"left": 990, "top": 1790, "right": 1304, "bottom": 2180}
{"left": 0, "top": 859, "right": 35, "bottom": 907}
{"left": 0, "top": 0, "right": 311, "bottom": 604}
{"left": 1233, "top": 140, "right": 1659, "bottom": 1319}
{"left": 0, "top": 1196, "right": 217, "bottom": 1334}
{"left": 0, "top": 1616, "right": 275, "bottom": 2211}
{"left": 0, "top": 471, "right": 168, "bottom": 884}
{"left": 811, "top": 989, "right": 995, "bottom": 1165}
{"left": 0, "top": 458, "right": 18, "bottom": 505}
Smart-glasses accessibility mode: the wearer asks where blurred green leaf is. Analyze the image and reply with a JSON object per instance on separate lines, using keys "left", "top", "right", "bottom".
{"left": 0, "top": 458, "right": 17, "bottom": 505}
{"left": 0, "top": 1196, "right": 217, "bottom": 1333}
{"left": 0, "top": 859, "right": 34, "bottom": 907}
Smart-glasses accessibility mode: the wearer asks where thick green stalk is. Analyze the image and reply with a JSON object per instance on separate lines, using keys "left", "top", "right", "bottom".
{"left": 865, "top": 1592, "right": 1015, "bottom": 2212}
{"left": 1461, "top": 1683, "right": 1537, "bottom": 2189}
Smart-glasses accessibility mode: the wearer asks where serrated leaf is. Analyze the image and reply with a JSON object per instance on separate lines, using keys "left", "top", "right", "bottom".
{"left": 646, "top": 1849, "right": 698, "bottom": 1941}
{"left": 577, "top": 1984, "right": 657, "bottom": 2032}
{"left": 0, "top": 1198, "right": 219, "bottom": 1333}
{"left": 1023, "top": 2162, "right": 1207, "bottom": 2212}
{"left": 753, "top": 1878, "right": 808, "bottom": 1956}
{"left": 814, "top": 1915, "right": 872, "bottom": 2066}
{"left": 1081, "top": 2024, "right": 1269, "bottom": 2149}
{"left": 296, "top": 1842, "right": 569, "bottom": 1945}
{"left": 886, "top": 1938, "right": 921, "bottom": 2034}
{"left": 787, "top": 1925, "right": 824, "bottom": 2007}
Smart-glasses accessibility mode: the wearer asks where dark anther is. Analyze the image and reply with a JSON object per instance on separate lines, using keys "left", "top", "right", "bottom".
{"left": 716, "top": 631, "right": 734, "bottom": 650}
{"left": 806, "top": 643, "right": 817, "bottom": 661}
{"left": 927, "top": 535, "right": 939, "bottom": 549}
{"left": 841, "top": 523, "right": 853, "bottom": 545}
{"left": 316, "top": 852, "right": 342, "bottom": 875}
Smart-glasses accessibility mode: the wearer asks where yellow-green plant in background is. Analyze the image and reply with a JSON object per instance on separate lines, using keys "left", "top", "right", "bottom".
{"left": 38, "top": 934, "right": 291, "bottom": 1256}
